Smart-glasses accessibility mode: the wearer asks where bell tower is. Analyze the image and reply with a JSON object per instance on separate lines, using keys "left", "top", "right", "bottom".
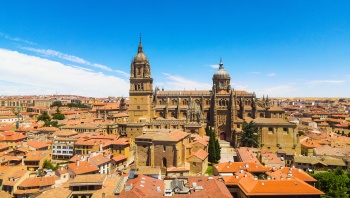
{"left": 128, "top": 36, "right": 153, "bottom": 123}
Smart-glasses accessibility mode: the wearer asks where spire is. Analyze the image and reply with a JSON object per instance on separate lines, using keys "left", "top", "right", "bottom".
{"left": 219, "top": 58, "right": 224, "bottom": 69}
{"left": 138, "top": 33, "right": 143, "bottom": 53}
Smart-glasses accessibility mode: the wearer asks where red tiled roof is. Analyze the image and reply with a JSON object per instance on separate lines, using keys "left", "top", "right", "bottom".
{"left": 89, "top": 154, "right": 111, "bottom": 166}
{"left": 187, "top": 149, "right": 208, "bottom": 161}
{"left": 68, "top": 161, "right": 99, "bottom": 175}
{"left": 169, "top": 130, "right": 189, "bottom": 141}
{"left": 112, "top": 154, "right": 127, "bottom": 162}
{"left": 238, "top": 177, "right": 323, "bottom": 195}
{"left": 18, "top": 176, "right": 55, "bottom": 188}
{"left": 27, "top": 140, "right": 49, "bottom": 149}
{"left": 215, "top": 162, "right": 270, "bottom": 173}
{"left": 266, "top": 167, "right": 316, "bottom": 182}
{"left": 36, "top": 187, "right": 71, "bottom": 198}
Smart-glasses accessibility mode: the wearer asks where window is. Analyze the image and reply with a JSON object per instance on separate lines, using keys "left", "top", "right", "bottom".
{"left": 137, "top": 106, "right": 140, "bottom": 110}
{"left": 162, "top": 158, "right": 167, "bottom": 167}
{"left": 268, "top": 127, "right": 273, "bottom": 133}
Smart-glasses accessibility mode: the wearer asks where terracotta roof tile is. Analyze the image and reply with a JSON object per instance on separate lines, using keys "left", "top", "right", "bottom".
{"left": 112, "top": 154, "right": 127, "bottom": 162}
{"left": 18, "top": 176, "right": 55, "bottom": 188}
{"left": 187, "top": 149, "right": 208, "bottom": 161}
{"left": 238, "top": 177, "right": 323, "bottom": 195}
{"left": 70, "top": 174, "right": 106, "bottom": 184}
{"left": 36, "top": 187, "right": 71, "bottom": 198}
{"left": 89, "top": 154, "right": 111, "bottom": 166}
{"left": 68, "top": 161, "right": 99, "bottom": 175}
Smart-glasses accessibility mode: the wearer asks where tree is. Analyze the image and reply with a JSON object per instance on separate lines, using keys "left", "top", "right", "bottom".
{"left": 52, "top": 107, "right": 65, "bottom": 120}
{"left": 43, "top": 121, "right": 59, "bottom": 127}
{"left": 239, "top": 121, "right": 259, "bottom": 148}
{"left": 37, "top": 111, "right": 51, "bottom": 122}
{"left": 43, "top": 159, "right": 58, "bottom": 170}
{"left": 50, "top": 101, "right": 62, "bottom": 107}
{"left": 207, "top": 127, "right": 217, "bottom": 163}
{"left": 311, "top": 171, "right": 349, "bottom": 198}
{"left": 335, "top": 167, "right": 344, "bottom": 175}
{"left": 67, "top": 103, "right": 89, "bottom": 109}
{"left": 215, "top": 139, "right": 221, "bottom": 162}
{"left": 298, "top": 131, "right": 305, "bottom": 136}
{"left": 205, "top": 125, "right": 221, "bottom": 163}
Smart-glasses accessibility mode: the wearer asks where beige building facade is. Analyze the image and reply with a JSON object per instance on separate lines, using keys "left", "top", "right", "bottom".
{"left": 126, "top": 38, "right": 299, "bottom": 153}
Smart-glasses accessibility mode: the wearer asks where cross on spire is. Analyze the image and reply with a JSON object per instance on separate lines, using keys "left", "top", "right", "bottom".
{"left": 219, "top": 58, "right": 224, "bottom": 69}
{"left": 138, "top": 33, "right": 143, "bottom": 53}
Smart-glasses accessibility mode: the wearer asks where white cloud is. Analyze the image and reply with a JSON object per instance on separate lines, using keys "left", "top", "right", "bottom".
{"left": 0, "top": 48, "right": 129, "bottom": 97}
{"left": 231, "top": 82, "right": 249, "bottom": 90}
{"left": 255, "top": 85, "right": 297, "bottom": 97}
{"left": 69, "top": 65, "right": 94, "bottom": 72}
{"left": 0, "top": 32, "right": 36, "bottom": 45}
{"left": 267, "top": 73, "right": 276, "bottom": 77}
{"left": 210, "top": 64, "right": 219, "bottom": 69}
{"left": 21, "top": 47, "right": 129, "bottom": 77}
{"left": 307, "top": 80, "right": 345, "bottom": 85}
{"left": 159, "top": 73, "right": 211, "bottom": 90}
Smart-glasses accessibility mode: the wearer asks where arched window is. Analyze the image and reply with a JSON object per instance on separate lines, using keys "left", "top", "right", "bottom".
{"left": 195, "top": 99, "right": 200, "bottom": 105}
{"left": 162, "top": 157, "right": 167, "bottom": 167}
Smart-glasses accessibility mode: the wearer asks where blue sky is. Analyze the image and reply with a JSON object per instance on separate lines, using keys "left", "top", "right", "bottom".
{"left": 1, "top": 1, "right": 350, "bottom": 97}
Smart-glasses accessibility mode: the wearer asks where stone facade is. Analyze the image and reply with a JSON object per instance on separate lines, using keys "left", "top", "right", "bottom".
{"left": 126, "top": 38, "right": 299, "bottom": 154}
{"left": 135, "top": 131, "right": 190, "bottom": 173}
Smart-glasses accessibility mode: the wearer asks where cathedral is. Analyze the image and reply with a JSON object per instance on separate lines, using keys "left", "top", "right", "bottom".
{"left": 125, "top": 38, "right": 299, "bottom": 154}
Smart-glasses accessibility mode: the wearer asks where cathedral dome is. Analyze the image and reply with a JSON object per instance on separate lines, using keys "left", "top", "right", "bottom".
{"left": 134, "top": 51, "right": 147, "bottom": 62}
{"left": 133, "top": 37, "right": 148, "bottom": 62}
{"left": 213, "top": 60, "right": 230, "bottom": 79}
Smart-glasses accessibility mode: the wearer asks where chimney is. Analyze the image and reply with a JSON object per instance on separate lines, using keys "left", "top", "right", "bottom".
{"left": 76, "top": 160, "right": 80, "bottom": 167}
{"left": 102, "top": 191, "right": 106, "bottom": 198}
